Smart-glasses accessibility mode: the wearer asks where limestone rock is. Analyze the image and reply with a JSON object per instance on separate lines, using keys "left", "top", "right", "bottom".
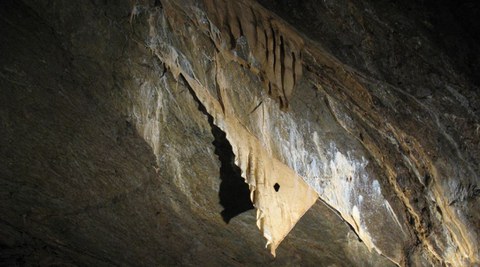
{"left": 1, "top": 0, "right": 478, "bottom": 266}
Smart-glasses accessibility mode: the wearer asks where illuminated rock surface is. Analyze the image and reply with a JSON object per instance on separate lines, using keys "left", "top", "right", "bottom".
{"left": 1, "top": 0, "right": 478, "bottom": 266}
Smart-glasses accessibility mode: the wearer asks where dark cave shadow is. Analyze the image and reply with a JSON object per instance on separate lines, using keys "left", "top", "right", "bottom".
{"left": 212, "top": 122, "right": 254, "bottom": 223}
{"left": 185, "top": 80, "right": 254, "bottom": 224}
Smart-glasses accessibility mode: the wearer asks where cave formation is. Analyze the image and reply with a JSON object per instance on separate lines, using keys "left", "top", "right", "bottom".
{"left": 1, "top": 0, "right": 479, "bottom": 266}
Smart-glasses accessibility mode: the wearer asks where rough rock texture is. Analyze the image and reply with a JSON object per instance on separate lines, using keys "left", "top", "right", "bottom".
{"left": 0, "top": 0, "right": 478, "bottom": 266}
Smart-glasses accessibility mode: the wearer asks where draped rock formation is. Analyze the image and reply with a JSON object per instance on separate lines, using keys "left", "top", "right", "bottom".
{"left": 1, "top": 0, "right": 479, "bottom": 266}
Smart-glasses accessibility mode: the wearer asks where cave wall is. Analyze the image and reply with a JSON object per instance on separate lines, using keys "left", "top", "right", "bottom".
{"left": 1, "top": 0, "right": 478, "bottom": 266}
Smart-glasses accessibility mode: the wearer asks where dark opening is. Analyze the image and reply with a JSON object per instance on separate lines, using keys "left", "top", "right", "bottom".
{"left": 214, "top": 124, "right": 254, "bottom": 223}
{"left": 274, "top": 183, "right": 280, "bottom": 192}
{"left": 185, "top": 78, "right": 254, "bottom": 223}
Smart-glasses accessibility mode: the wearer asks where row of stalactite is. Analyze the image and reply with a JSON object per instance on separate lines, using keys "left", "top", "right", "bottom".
{"left": 202, "top": 0, "right": 304, "bottom": 109}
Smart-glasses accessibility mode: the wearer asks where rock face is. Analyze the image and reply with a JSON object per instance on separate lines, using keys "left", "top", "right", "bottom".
{"left": 0, "top": 0, "right": 478, "bottom": 266}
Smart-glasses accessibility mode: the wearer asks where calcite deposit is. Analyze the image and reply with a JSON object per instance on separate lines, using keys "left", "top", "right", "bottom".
{"left": 1, "top": 0, "right": 478, "bottom": 266}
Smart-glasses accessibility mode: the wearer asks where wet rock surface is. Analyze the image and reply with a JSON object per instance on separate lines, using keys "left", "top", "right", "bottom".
{"left": 0, "top": 0, "right": 478, "bottom": 266}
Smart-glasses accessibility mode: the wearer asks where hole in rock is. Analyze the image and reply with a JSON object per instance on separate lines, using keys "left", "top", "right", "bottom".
{"left": 274, "top": 183, "right": 280, "bottom": 192}
{"left": 184, "top": 78, "right": 253, "bottom": 223}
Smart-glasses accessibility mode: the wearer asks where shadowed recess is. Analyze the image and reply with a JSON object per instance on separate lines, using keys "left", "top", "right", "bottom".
{"left": 213, "top": 123, "right": 254, "bottom": 223}
{"left": 183, "top": 78, "right": 254, "bottom": 223}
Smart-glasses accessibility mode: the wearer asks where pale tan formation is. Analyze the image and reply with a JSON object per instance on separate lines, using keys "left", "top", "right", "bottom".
{"left": 149, "top": 0, "right": 317, "bottom": 256}
{"left": 214, "top": 57, "right": 318, "bottom": 255}
{"left": 201, "top": 0, "right": 303, "bottom": 109}
{"left": 152, "top": 36, "right": 318, "bottom": 254}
